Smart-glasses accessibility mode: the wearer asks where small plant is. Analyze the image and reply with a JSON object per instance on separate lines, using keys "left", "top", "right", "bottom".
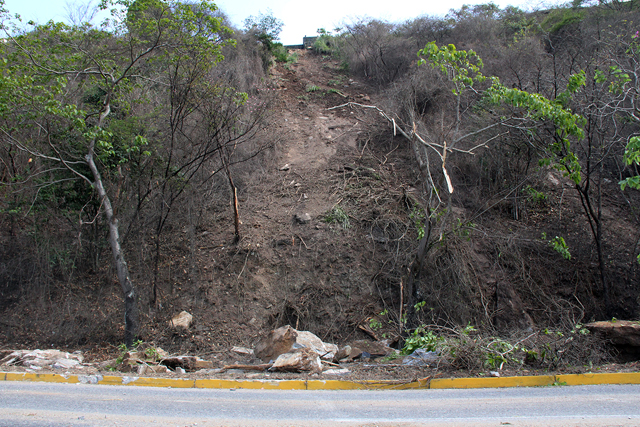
{"left": 328, "top": 76, "right": 346, "bottom": 86}
{"left": 323, "top": 205, "right": 351, "bottom": 229}
{"left": 454, "top": 218, "right": 476, "bottom": 239}
{"left": 369, "top": 317, "right": 383, "bottom": 331}
{"left": 541, "top": 233, "right": 571, "bottom": 260}
{"left": 409, "top": 206, "right": 427, "bottom": 240}
{"left": 523, "top": 185, "right": 548, "bottom": 205}
{"left": 402, "top": 326, "right": 442, "bottom": 355}
{"left": 306, "top": 84, "right": 322, "bottom": 92}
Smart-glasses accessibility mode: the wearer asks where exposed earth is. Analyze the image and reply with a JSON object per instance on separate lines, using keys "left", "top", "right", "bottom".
{"left": 2, "top": 49, "right": 640, "bottom": 381}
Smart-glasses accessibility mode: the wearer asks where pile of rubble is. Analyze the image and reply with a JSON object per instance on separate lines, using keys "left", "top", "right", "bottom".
{"left": 0, "top": 311, "right": 447, "bottom": 377}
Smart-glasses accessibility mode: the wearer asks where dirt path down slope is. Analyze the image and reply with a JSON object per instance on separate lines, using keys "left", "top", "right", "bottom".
{"left": 180, "top": 49, "right": 410, "bottom": 353}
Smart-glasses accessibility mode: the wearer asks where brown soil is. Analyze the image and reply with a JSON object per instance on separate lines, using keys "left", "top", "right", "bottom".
{"left": 2, "top": 49, "right": 639, "bottom": 381}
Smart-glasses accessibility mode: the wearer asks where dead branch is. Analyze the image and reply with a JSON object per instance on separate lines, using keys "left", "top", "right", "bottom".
{"left": 219, "top": 363, "right": 272, "bottom": 372}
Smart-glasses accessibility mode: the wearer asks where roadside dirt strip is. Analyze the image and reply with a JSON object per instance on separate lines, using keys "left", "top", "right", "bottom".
{"left": 2, "top": 371, "right": 640, "bottom": 390}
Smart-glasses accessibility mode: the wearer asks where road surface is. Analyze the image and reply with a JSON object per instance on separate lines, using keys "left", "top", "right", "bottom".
{"left": 1, "top": 381, "right": 639, "bottom": 426}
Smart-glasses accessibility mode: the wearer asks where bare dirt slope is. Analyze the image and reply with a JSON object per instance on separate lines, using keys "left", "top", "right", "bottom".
{"left": 140, "top": 49, "right": 412, "bottom": 355}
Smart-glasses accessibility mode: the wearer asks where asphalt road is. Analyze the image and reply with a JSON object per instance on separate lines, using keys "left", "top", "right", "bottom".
{"left": 1, "top": 381, "right": 639, "bottom": 426}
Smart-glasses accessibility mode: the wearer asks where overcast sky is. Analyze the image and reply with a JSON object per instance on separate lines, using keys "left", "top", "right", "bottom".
{"left": 3, "top": 0, "right": 568, "bottom": 45}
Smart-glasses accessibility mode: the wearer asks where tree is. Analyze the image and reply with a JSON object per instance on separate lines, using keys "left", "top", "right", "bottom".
{"left": 0, "top": 0, "right": 229, "bottom": 346}
{"left": 243, "top": 9, "right": 283, "bottom": 41}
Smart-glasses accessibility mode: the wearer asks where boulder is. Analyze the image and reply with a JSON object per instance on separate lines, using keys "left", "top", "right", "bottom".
{"left": 295, "top": 330, "right": 338, "bottom": 360}
{"left": 586, "top": 320, "right": 640, "bottom": 346}
{"left": 271, "top": 348, "right": 322, "bottom": 373}
{"left": 254, "top": 325, "right": 298, "bottom": 362}
{"left": 170, "top": 311, "right": 193, "bottom": 329}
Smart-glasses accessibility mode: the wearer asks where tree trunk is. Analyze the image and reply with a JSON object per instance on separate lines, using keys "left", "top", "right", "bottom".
{"left": 85, "top": 152, "right": 139, "bottom": 347}
{"left": 222, "top": 154, "right": 240, "bottom": 243}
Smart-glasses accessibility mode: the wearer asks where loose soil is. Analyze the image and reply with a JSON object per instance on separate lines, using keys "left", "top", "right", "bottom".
{"left": 2, "top": 49, "right": 639, "bottom": 381}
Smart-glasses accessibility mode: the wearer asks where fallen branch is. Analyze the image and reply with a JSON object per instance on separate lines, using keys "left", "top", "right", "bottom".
{"left": 219, "top": 363, "right": 272, "bottom": 372}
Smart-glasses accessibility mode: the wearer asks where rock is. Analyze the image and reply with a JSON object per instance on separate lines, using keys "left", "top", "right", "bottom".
{"left": 323, "top": 368, "right": 350, "bottom": 376}
{"left": 402, "top": 349, "right": 439, "bottom": 366}
{"left": 254, "top": 325, "right": 298, "bottom": 362}
{"left": 1, "top": 349, "right": 84, "bottom": 370}
{"left": 137, "top": 364, "right": 170, "bottom": 375}
{"left": 271, "top": 348, "right": 322, "bottom": 373}
{"left": 586, "top": 320, "right": 640, "bottom": 346}
{"left": 294, "top": 213, "right": 312, "bottom": 224}
{"left": 490, "top": 371, "right": 500, "bottom": 377}
{"left": 346, "top": 340, "right": 393, "bottom": 360}
{"left": 170, "top": 311, "right": 193, "bottom": 329}
{"left": 198, "top": 368, "right": 223, "bottom": 375}
{"left": 195, "top": 359, "right": 214, "bottom": 369}
{"left": 279, "top": 164, "right": 291, "bottom": 171}
{"left": 333, "top": 345, "right": 352, "bottom": 363}
{"left": 295, "top": 330, "right": 338, "bottom": 360}
{"left": 231, "top": 346, "right": 254, "bottom": 356}
{"left": 52, "top": 358, "right": 81, "bottom": 370}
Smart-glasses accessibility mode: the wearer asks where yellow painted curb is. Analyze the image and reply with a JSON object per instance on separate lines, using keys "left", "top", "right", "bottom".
{"left": 2, "top": 371, "right": 640, "bottom": 390}
{"left": 557, "top": 372, "right": 640, "bottom": 386}
{"left": 430, "top": 375, "right": 555, "bottom": 389}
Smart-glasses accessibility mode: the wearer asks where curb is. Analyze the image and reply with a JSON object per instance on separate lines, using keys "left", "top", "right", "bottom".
{"left": 3, "top": 371, "right": 640, "bottom": 390}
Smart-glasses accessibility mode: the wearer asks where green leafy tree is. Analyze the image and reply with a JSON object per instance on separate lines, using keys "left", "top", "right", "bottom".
{"left": 0, "top": 0, "right": 229, "bottom": 346}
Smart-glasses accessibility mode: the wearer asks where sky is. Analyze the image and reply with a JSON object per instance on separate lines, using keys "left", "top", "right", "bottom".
{"left": 3, "top": 0, "right": 568, "bottom": 45}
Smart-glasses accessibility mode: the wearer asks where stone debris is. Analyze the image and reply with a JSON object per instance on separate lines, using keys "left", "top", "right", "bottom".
{"left": 270, "top": 348, "right": 322, "bottom": 373}
{"left": 254, "top": 325, "right": 298, "bottom": 362}
{"left": 295, "top": 330, "right": 338, "bottom": 360}
{"left": 1, "top": 349, "right": 84, "bottom": 370}
{"left": 402, "top": 349, "right": 439, "bottom": 366}
{"left": 294, "top": 213, "right": 312, "bottom": 224}
{"left": 335, "top": 340, "right": 393, "bottom": 362}
{"left": 170, "top": 311, "right": 193, "bottom": 329}
{"left": 231, "top": 346, "right": 254, "bottom": 355}
{"left": 137, "top": 364, "right": 171, "bottom": 375}
{"left": 323, "top": 368, "right": 351, "bottom": 376}
{"left": 586, "top": 320, "right": 640, "bottom": 347}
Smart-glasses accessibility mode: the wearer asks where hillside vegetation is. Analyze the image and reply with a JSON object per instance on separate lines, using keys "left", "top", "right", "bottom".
{"left": 1, "top": 0, "right": 639, "bottom": 370}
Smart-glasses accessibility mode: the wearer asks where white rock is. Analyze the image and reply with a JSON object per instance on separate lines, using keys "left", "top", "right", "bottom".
{"left": 271, "top": 348, "right": 321, "bottom": 373}
{"left": 170, "top": 311, "right": 193, "bottom": 329}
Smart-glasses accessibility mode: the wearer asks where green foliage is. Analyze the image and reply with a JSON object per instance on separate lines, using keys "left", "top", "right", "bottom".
{"left": 314, "top": 28, "right": 335, "bottom": 54}
{"left": 542, "top": 233, "right": 571, "bottom": 260}
{"left": 244, "top": 9, "right": 283, "bottom": 41}
{"left": 323, "top": 205, "right": 351, "bottom": 229}
{"left": 409, "top": 205, "right": 426, "bottom": 240}
{"left": 485, "top": 75, "right": 586, "bottom": 185}
{"left": 418, "top": 42, "right": 485, "bottom": 95}
{"left": 542, "top": 6, "right": 585, "bottom": 34}
{"left": 402, "top": 327, "right": 442, "bottom": 354}
{"left": 620, "top": 136, "right": 640, "bottom": 191}
{"left": 523, "top": 185, "right": 548, "bottom": 204}
{"left": 305, "top": 84, "right": 322, "bottom": 92}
